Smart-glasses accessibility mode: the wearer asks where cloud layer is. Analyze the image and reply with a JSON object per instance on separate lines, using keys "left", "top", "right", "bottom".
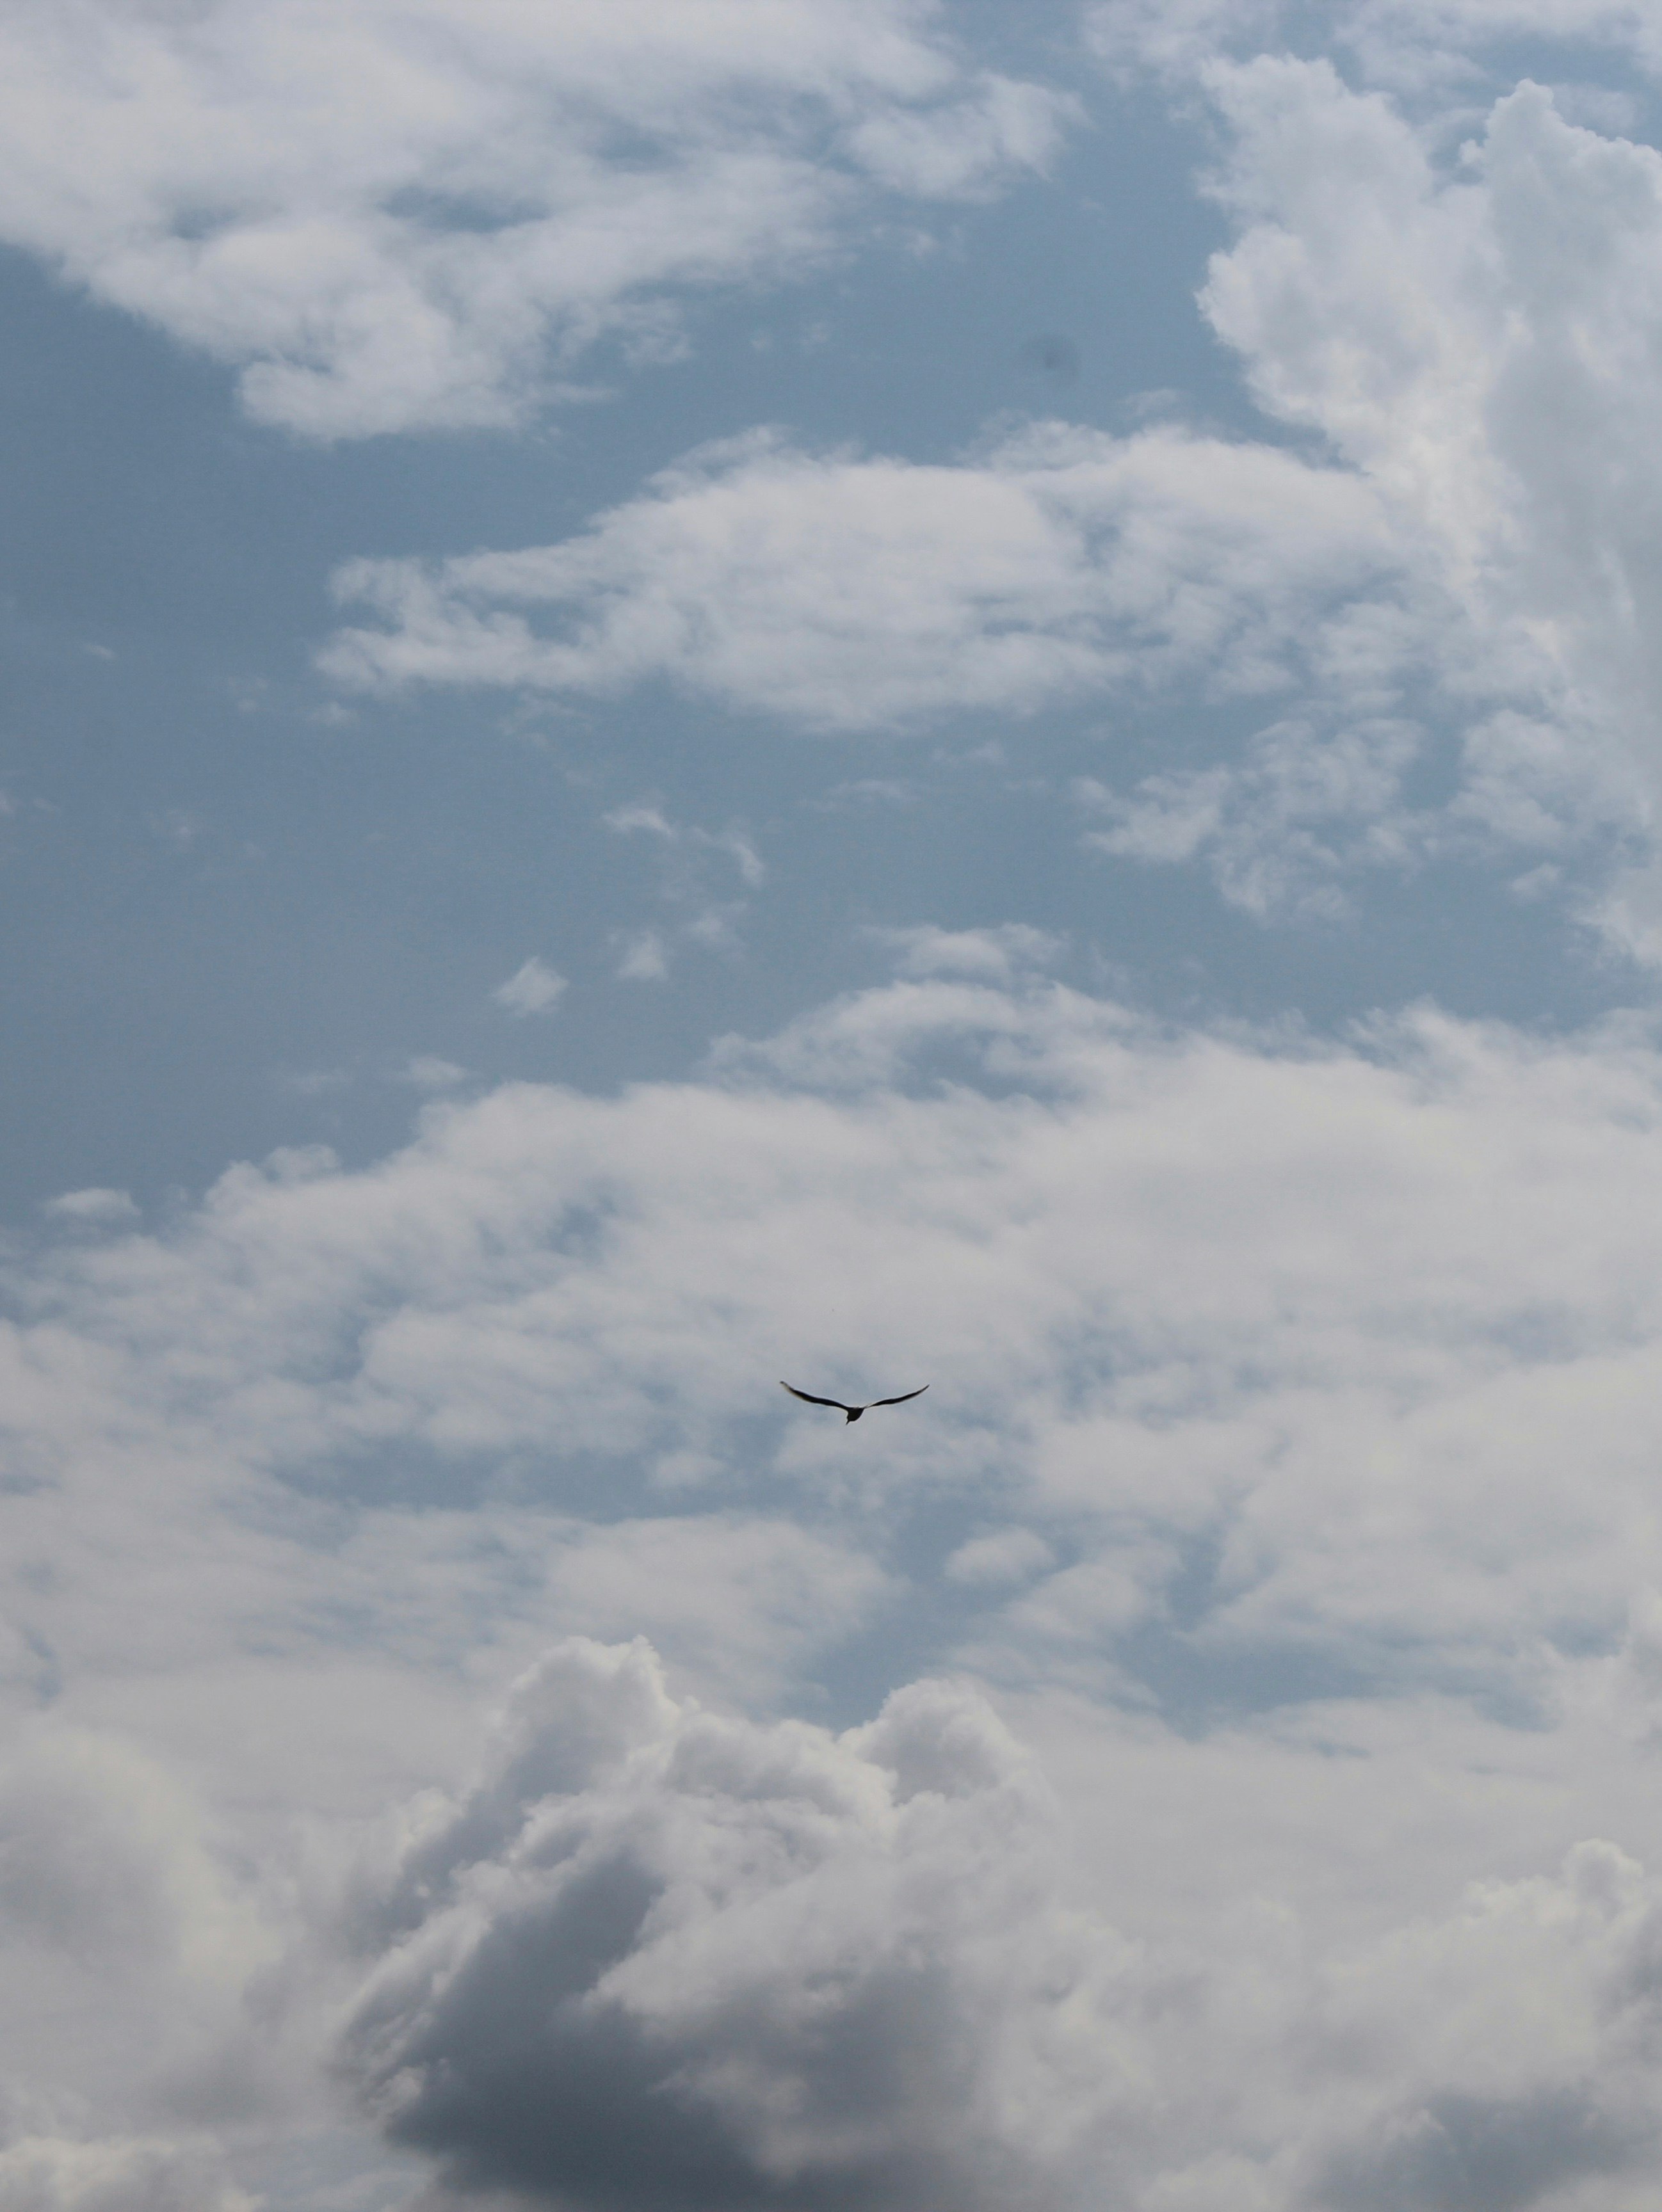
{"left": 339, "top": 1638, "right": 1077, "bottom": 2212}
{"left": 12, "top": 965, "right": 1662, "bottom": 2195}
{"left": 16, "top": 966, "right": 1662, "bottom": 1738}
{"left": 0, "top": 0, "right": 1067, "bottom": 437}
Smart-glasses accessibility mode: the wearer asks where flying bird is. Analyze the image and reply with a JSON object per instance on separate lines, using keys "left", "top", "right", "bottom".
{"left": 780, "top": 1381, "right": 928, "bottom": 1424}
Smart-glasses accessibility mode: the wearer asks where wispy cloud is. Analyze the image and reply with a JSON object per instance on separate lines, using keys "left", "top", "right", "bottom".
{"left": 1086, "top": 0, "right": 1662, "bottom": 88}
{"left": 491, "top": 956, "right": 567, "bottom": 1016}
{"left": 0, "top": 0, "right": 1069, "bottom": 438}
{"left": 866, "top": 923, "right": 1065, "bottom": 982}
{"left": 41, "top": 1187, "right": 140, "bottom": 1226}
{"left": 602, "top": 799, "right": 766, "bottom": 970}
{"left": 323, "top": 424, "right": 1402, "bottom": 730}
{"left": 400, "top": 1055, "right": 471, "bottom": 1091}
{"left": 614, "top": 927, "right": 670, "bottom": 982}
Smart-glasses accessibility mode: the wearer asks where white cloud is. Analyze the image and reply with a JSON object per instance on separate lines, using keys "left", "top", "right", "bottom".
{"left": 602, "top": 799, "right": 765, "bottom": 965}
{"left": 20, "top": 972, "right": 1662, "bottom": 2192}
{"left": 869, "top": 922, "right": 1065, "bottom": 981}
{"left": 817, "top": 776, "right": 924, "bottom": 810}
{"left": 331, "top": 1633, "right": 1662, "bottom": 2211}
{"left": 0, "top": 1727, "right": 277, "bottom": 2198}
{"left": 322, "top": 422, "right": 1408, "bottom": 735}
{"left": 15, "top": 967, "right": 1662, "bottom": 1738}
{"left": 1083, "top": 29, "right": 1662, "bottom": 928}
{"left": 603, "top": 803, "right": 764, "bottom": 890}
{"left": 1075, "top": 711, "right": 1428, "bottom": 918}
{"left": 307, "top": 389, "right": 1611, "bottom": 922}
{"left": 490, "top": 955, "right": 566, "bottom": 1016}
{"left": 614, "top": 928, "right": 669, "bottom": 982}
{"left": 1086, "top": 0, "right": 1284, "bottom": 83}
{"left": 538, "top": 1518, "right": 892, "bottom": 1706}
{"left": 1188, "top": 59, "right": 1662, "bottom": 938}
{"left": 1086, "top": 0, "right": 1662, "bottom": 90}
{"left": 0, "top": 0, "right": 1070, "bottom": 438}
{"left": 319, "top": 47, "right": 1662, "bottom": 936}
{"left": 40, "top": 1189, "right": 139, "bottom": 1227}
{"left": 399, "top": 1056, "right": 469, "bottom": 1091}
{"left": 944, "top": 1526, "right": 1056, "bottom": 1587}
{"left": 282, "top": 1068, "right": 351, "bottom": 1100}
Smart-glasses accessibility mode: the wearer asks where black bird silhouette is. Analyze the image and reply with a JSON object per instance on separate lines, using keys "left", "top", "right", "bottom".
{"left": 780, "top": 1381, "right": 928, "bottom": 1424}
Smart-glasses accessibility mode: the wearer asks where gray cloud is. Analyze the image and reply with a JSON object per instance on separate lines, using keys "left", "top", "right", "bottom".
{"left": 331, "top": 1642, "right": 1662, "bottom": 2212}
{"left": 338, "top": 1639, "right": 1082, "bottom": 2212}
{"left": 0, "top": 2133, "right": 253, "bottom": 2212}
{"left": 1312, "top": 2088, "right": 1639, "bottom": 2212}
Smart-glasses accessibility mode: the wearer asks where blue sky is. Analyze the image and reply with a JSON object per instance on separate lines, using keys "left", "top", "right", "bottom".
{"left": 9, "top": 4, "right": 1662, "bottom": 2209}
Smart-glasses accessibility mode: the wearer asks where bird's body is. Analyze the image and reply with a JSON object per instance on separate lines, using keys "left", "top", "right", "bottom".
{"left": 779, "top": 1381, "right": 928, "bottom": 1423}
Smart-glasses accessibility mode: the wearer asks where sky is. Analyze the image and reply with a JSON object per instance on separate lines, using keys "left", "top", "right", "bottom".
{"left": 15, "top": 1, "right": 1662, "bottom": 2207}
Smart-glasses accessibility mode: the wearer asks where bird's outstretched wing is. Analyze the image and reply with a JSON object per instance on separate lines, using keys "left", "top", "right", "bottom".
{"left": 780, "top": 1381, "right": 854, "bottom": 1412}
{"left": 870, "top": 1385, "right": 929, "bottom": 1408}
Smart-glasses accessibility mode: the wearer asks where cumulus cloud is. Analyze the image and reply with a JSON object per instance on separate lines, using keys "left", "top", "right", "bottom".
{"left": 1081, "top": 28, "right": 1662, "bottom": 929}
{"left": 332, "top": 1635, "right": 1662, "bottom": 2211}
{"left": 0, "top": 0, "right": 1069, "bottom": 438}
{"left": 338, "top": 1637, "right": 1087, "bottom": 2212}
{"left": 1190, "top": 59, "right": 1662, "bottom": 938}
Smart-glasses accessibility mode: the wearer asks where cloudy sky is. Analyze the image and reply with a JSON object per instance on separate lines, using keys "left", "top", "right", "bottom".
{"left": 15, "top": 3, "right": 1662, "bottom": 2208}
